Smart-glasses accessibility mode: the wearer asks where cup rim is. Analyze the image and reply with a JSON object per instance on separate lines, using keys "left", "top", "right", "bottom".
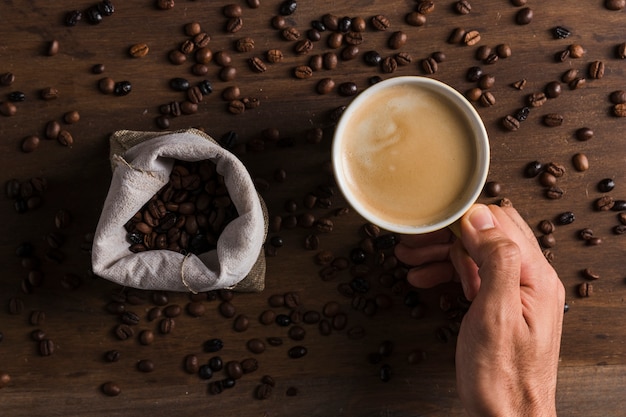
{"left": 332, "top": 76, "right": 490, "bottom": 235}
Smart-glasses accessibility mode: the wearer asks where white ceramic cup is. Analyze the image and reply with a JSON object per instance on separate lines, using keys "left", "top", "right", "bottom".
{"left": 332, "top": 76, "right": 490, "bottom": 235}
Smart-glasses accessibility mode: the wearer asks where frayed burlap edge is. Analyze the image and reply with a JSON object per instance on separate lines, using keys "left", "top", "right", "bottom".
{"left": 108, "top": 128, "right": 268, "bottom": 292}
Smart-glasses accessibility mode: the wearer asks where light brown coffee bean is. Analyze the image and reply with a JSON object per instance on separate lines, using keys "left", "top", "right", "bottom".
{"left": 463, "top": 30, "right": 481, "bottom": 46}
{"left": 129, "top": 43, "right": 149, "bottom": 58}
{"left": 572, "top": 153, "right": 589, "bottom": 171}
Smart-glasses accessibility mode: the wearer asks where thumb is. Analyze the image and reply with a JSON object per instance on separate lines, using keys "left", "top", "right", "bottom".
{"left": 459, "top": 205, "right": 522, "bottom": 302}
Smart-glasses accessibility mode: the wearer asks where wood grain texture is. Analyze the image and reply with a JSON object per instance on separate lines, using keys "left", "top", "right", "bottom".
{"left": 1, "top": 1, "right": 625, "bottom": 416}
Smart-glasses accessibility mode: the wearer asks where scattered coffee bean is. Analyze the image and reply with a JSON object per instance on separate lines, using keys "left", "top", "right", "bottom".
{"left": 101, "top": 382, "right": 121, "bottom": 396}
{"left": 578, "top": 282, "right": 592, "bottom": 297}
{"left": 552, "top": 26, "right": 571, "bottom": 39}
{"left": 594, "top": 196, "right": 615, "bottom": 211}
{"left": 543, "top": 113, "right": 564, "bottom": 127}
{"left": 557, "top": 211, "right": 575, "bottom": 225}
{"left": 463, "top": 30, "right": 481, "bottom": 46}
{"left": 598, "top": 178, "right": 615, "bottom": 193}
{"left": 588, "top": 60, "right": 605, "bottom": 79}
{"left": 287, "top": 345, "right": 307, "bottom": 359}
{"left": 572, "top": 153, "right": 589, "bottom": 171}
{"left": 371, "top": 15, "right": 390, "bottom": 31}
{"left": 516, "top": 7, "right": 533, "bottom": 24}
{"left": 575, "top": 127, "right": 594, "bottom": 141}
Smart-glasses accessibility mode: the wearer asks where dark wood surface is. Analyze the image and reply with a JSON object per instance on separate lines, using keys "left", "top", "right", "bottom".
{"left": 1, "top": 1, "right": 626, "bottom": 416}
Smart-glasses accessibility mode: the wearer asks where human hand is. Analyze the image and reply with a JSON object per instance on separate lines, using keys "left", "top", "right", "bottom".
{"left": 395, "top": 204, "right": 565, "bottom": 417}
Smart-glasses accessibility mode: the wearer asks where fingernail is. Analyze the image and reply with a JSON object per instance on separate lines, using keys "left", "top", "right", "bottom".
{"left": 468, "top": 205, "right": 495, "bottom": 231}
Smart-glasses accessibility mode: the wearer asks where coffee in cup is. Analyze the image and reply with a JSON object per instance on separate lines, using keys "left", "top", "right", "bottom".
{"left": 332, "top": 76, "right": 489, "bottom": 234}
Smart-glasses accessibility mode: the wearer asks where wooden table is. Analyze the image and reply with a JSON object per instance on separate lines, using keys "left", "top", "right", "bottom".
{"left": 1, "top": 1, "right": 625, "bottom": 415}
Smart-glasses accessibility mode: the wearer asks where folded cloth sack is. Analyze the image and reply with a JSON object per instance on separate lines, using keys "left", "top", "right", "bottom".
{"left": 92, "top": 128, "right": 267, "bottom": 293}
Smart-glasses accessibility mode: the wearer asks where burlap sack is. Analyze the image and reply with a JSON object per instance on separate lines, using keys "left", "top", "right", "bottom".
{"left": 92, "top": 128, "right": 267, "bottom": 293}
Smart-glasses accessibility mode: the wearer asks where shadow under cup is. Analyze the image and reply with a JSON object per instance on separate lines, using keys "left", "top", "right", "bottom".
{"left": 332, "top": 76, "right": 490, "bottom": 235}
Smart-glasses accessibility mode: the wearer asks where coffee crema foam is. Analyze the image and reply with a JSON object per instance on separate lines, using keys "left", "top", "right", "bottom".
{"left": 340, "top": 84, "right": 477, "bottom": 227}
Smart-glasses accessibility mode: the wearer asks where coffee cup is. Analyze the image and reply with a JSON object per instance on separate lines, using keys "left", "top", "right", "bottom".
{"left": 332, "top": 76, "right": 490, "bottom": 235}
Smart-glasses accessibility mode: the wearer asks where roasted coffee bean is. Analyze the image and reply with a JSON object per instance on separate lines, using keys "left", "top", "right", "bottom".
{"left": 233, "top": 314, "right": 250, "bottom": 332}
{"left": 480, "top": 91, "right": 495, "bottom": 107}
{"left": 0, "top": 101, "right": 16, "bottom": 117}
{"left": 287, "top": 345, "right": 307, "bottom": 359}
{"left": 604, "top": 0, "right": 626, "bottom": 10}
{"left": 137, "top": 359, "right": 154, "bottom": 373}
{"left": 578, "top": 282, "right": 592, "bottom": 297}
{"left": 364, "top": 51, "right": 382, "bottom": 66}
{"left": 8, "top": 91, "right": 25, "bottom": 102}
{"left": 569, "top": 77, "right": 586, "bottom": 90}
{"left": 512, "top": 79, "right": 527, "bottom": 90}
{"left": 514, "top": 107, "right": 530, "bottom": 122}
{"left": 476, "top": 47, "right": 491, "bottom": 61}
{"left": 204, "top": 338, "right": 224, "bottom": 353}
{"left": 198, "top": 364, "right": 214, "bottom": 380}
{"left": 406, "top": 11, "right": 426, "bottom": 26}
{"left": 139, "top": 330, "right": 154, "bottom": 345}
{"left": 527, "top": 92, "right": 547, "bottom": 107}
{"left": 114, "top": 324, "right": 134, "bottom": 340}
{"left": 40, "top": 87, "right": 59, "bottom": 100}
{"left": 0, "top": 72, "right": 15, "bottom": 86}
{"left": 380, "top": 364, "right": 392, "bottom": 382}
{"left": 281, "top": 27, "right": 300, "bottom": 41}
{"left": 98, "top": 77, "right": 115, "bottom": 94}
{"left": 543, "top": 113, "right": 564, "bottom": 127}
{"left": 371, "top": 15, "right": 390, "bottom": 31}
{"left": 588, "top": 60, "right": 605, "bottom": 79}
{"left": 421, "top": 57, "right": 438, "bottom": 74}
{"left": 562, "top": 69, "right": 578, "bottom": 83}
{"left": 64, "top": 10, "right": 82, "bottom": 26}
{"left": 569, "top": 44, "right": 585, "bottom": 58}
{"left": 594, "top": 196, "right": 615, "bottom": 211}
{"left": 553, "top": 26, "right": 571, "bottom": 39}
{"left": 545, "top": 162, "right": 565, "bottom": 178}
{"left": 614, "top": 104, "right": 626, "bottom": 117}
{"left": 316, "top": 78, "right": 335, "bottom": 94}
{"left": 267, "top": 49, "right": 283, "bottom": 63}
{"left": 129, "top": 43, "right": 149, "bottom": 58}
{"left": 113, "top": 81, "right": 132, "bottom": 96}
{"left": 275, "top": 314, "right": 291, "bottom": 326}
{"left": 455, "top": 0, "right": 472, "bottom": 14}
{"left": 279, "top": 0, "right": 297, "bottom": 15}
{"left": 388, "top": 31, "right": 407, "bottom": 49}
{"left": 101, "top": 382, "right": 121, "bottom": 397}
{"left": 466, "top": 66, "right": 482, "bottom": 82}
{"left": 557, "top": 211, "right": 575, "bottom": 225}
{"left": 169, "top": 77, "right": 189, "bottom": 92}
{"left": 247, "top": 338, "right": 266, "bottom": 354}
{"left": 516, "top": 7, "right": 533, "bottom": 24}
{"left": 338, "top": 82, "right": 358, "bottom": 96}
{"left": 294, "top": 65, "right": 313, "bottom": 79}
{"left": 502, "top": 115, "right": 520, "bottom": 131}
{"left": 381, "top": 56, "right": 397, "bottom": 74}
{"left": 612, "top": 200, "right": 626, "bottom": 212}
{"left": 598, "top": 178, "right": 615, "bottom": 193}
{"left": 104, "top": 350, "right": 121, "bottom": 363}
{"left": 483, "top": 53, "right": 498, "bottom": 65}
{"left": 159, "top": 317, "right": 175, "bottom": 334}
{"left": 341, "top": 45, "right": 359, "bottom": 60}
{"left": 121, "top": 311, "right": 140, "bottom": 325}
{"left": 256, "top": 383, "right": 272, "bottom": 400}
{"left": 248, "top": 57, "right": 267, "bottom": 73}
{"left": 572, "top": 153, "right": 589, "bottom": 171}
{"left": 575, "top": 127, "right": 593, "bottom": 141}
{"left": 223, "top": 4, "right": 242, "bottom": 17}
{"left": 609, "top": 90, "right": 626, "bottom": 104}
{"left": 545, "top": 186, "right": 564, "bottom": 199}
{"left": 544, "top": 82, "right": 562, "bottom": 99}
{"left": 225, "top": 17, "right": 243, "bottom": 33}
{"left": 463, "top": 30, "right": 481, "bottom": 46}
